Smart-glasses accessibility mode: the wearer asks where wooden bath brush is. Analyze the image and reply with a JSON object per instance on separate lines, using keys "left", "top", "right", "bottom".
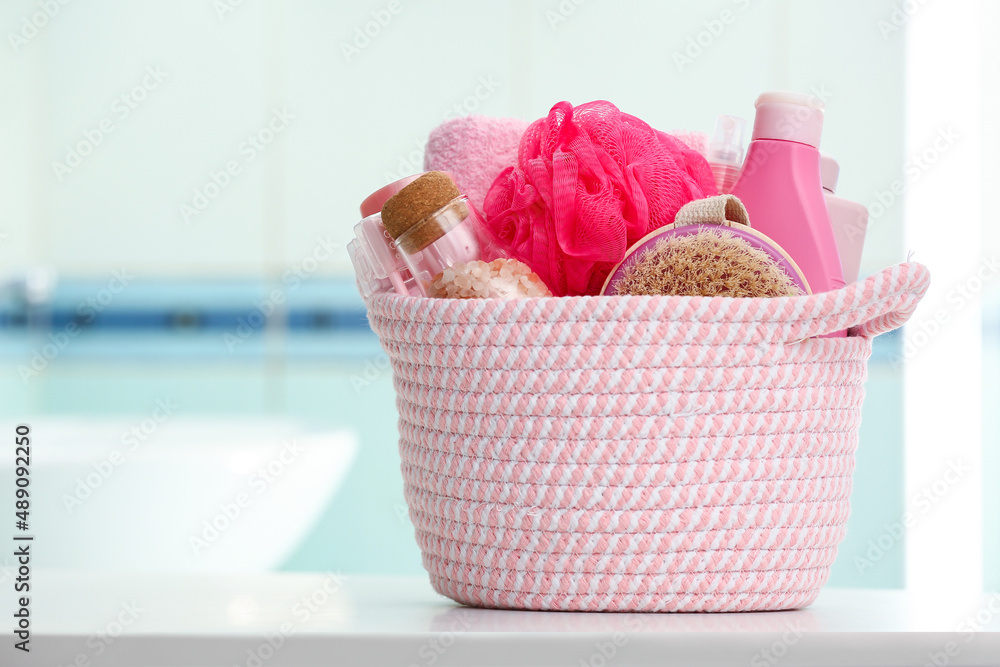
{"left": 600, "top": 195, "right": 810, "bottom": 298}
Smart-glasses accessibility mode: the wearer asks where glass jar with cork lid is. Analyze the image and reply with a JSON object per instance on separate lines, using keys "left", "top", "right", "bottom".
{"left": 380, "top": 171, "right": 482, "bottom": 296}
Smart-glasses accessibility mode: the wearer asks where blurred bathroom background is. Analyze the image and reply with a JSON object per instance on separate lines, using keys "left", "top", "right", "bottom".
{"left": 0, "top": 0, "right": 996, "bottom": 592}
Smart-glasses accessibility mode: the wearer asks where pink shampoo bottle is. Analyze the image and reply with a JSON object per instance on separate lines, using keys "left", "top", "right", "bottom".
{"left": 731, "top": 92, "right": 846, "bottom": 312}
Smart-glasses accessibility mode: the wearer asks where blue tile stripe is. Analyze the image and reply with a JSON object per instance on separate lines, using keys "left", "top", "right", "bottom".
{"left": 0, "top": 278, "right": 904, "bottom": 362}
{"left": 0, "top": 307, "right": 371, "bottom": 332}
{"left": 0, "top": 278, "right": 371, "bottom": 332}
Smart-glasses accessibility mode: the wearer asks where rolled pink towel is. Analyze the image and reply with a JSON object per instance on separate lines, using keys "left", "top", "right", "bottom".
{"left": 423, "top": 115, "right": 530, "bottom": 213}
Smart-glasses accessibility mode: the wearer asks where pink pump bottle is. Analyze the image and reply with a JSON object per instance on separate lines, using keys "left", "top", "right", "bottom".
{"left": 820, "top": 153, "right": 869, "bottom": 285}
{"left": 731, "top": 92, "right": 846, "bottom": 314}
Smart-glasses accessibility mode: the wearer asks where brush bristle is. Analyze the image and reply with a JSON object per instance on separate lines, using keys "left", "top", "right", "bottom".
{"left": 612, "top": 228, "right": 803, "bottom": 298}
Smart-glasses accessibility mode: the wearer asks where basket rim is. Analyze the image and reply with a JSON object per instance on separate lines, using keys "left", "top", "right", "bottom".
{"left": 366, "top": 262, "right": 930, "bottom": 342}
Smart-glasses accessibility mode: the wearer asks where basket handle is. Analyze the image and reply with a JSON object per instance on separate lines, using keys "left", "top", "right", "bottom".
{"left": 787, "top": 262, "right": 931, "bottom": 341}
{"left": 673, "top": 194, "right": 750, "bottom": 228}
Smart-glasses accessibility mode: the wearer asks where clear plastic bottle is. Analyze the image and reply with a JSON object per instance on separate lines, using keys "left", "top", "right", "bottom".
{"left": 347, "top": 175, "right": 423, "bottom": 299}
{"left": 348, "top": 214, "right": 421, "bottom": 299}
{"left": 706, "top": 115, "right": 746, "bottom": 194}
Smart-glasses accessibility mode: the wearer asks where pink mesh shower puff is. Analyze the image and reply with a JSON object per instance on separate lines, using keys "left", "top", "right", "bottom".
{"left": 482, "top": 100, "right": 718, "bottom": 296}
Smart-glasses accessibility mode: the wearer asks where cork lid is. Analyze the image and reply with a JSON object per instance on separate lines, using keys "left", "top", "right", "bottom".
{"left": 381, "top": 171, "right": 461, "bottom": 241}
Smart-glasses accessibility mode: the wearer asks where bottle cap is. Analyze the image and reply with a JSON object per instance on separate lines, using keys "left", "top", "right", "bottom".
{"left": 751, "top": 91, "right": 825, "bottom": 148}
{"left": 820, "top": 152, "right": 840, "bottom": 193}
{"left": 360, "top": 174, "right": 424, "bottom": 218}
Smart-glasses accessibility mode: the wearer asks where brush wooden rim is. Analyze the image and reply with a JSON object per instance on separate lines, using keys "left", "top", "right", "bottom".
{"left": 599, "top": 221, "right": 812, "bottom": 297}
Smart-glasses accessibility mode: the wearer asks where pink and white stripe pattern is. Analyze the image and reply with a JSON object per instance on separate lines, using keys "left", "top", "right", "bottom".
{"left": 367, "top": 262, "right": 930, "bottom": 612}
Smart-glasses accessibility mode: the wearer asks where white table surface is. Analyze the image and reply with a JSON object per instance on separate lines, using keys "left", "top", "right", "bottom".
{"left": 3, "top": 571, "right": 999, "bottom": 666}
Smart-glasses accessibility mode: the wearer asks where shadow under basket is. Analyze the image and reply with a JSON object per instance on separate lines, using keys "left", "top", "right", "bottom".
{"left": 366, "top": 262, "right": 930, "bottom": 613}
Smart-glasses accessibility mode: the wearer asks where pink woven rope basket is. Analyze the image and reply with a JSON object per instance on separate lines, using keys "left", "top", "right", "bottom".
{"left": 366, "top": 262, "right": 930, "bottom": 613}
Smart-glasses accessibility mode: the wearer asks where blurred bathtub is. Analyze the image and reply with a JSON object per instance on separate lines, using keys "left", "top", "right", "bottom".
{"left": 0, "top": 418, "right": 356, "bottom": 572}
